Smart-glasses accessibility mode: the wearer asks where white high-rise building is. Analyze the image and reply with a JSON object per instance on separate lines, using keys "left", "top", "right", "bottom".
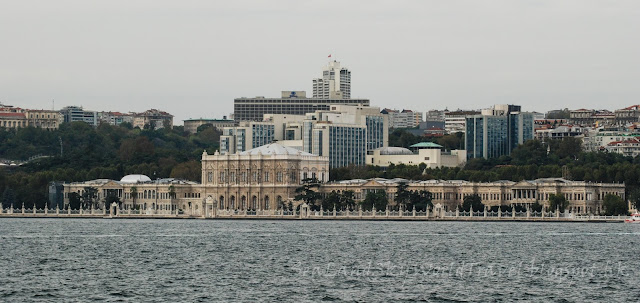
{"left": 220, "top": 104, "right": 388, "bottom": 168}
{"left": 312, "top": 61, "right": 351, "bottom": 99}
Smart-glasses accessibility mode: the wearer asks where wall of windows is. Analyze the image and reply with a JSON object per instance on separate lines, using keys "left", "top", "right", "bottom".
{"left": 328, "top": 125, "right": 366, "bottom": 168}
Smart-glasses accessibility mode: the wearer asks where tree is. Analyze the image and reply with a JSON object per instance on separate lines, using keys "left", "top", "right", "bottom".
{"left": 361, "top": 190, "right": 388, "bottom": 211}
{"left": 436, "top": 133, "right": 464, "bottom": 150}
{"left": 323, "top": 192, "right": 341, "bottom": 210}
{"left": 548, "top": 194, "right": 569, "bottom": 212}
{"left": 170, "top": 161, "right": 201, "bottom": 182}
{"left": 1, "top": 187, "right": 16, "bottom": 209}
{"left": 408, "top": 190, "right": 433, "bottom": 211}
{"left": 629, "top": 188, "right": 640, "bottom": 211}
{"left": 530, "top": 201, "right": 543, "bottom": 212}
{"left": 461, "top": 194, "right": 483, "bottom": 212}
{"left": 81, "top": 187, "right": 98, "bottom": 209}
{"left": 340, "top": 190, "right": 356, "bottom": 210}
{"left": 105, "top": 194, "right": 121, "bottom": 209}
{"left": 196, "top": 123, "right": 214, "bottom": 133}
{"left": 130, "top": 186, "right": 138, "bottom": 209}
{"left": 68, "top": 192, "right": 81, "bottom": 209}
{"left": 602, "top": 194, "right": 627, "bottom": 216}
{"left": 294, "top": 178, "right": 321, "bottom": 210}
{"left": 394, "top": 182, "right": 411, "bottom": 210}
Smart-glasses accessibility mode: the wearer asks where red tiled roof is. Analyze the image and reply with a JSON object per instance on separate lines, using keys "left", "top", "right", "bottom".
{"left": 607, "top": 138, "right": 640, "bottom": 146}
{"left": 0, "top": 112, "right": 25, "bottom": 118}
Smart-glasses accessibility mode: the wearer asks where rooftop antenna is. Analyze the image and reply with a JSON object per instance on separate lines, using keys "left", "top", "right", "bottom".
{"left": 52, "top": 99, "right": 55, "bottom": 111}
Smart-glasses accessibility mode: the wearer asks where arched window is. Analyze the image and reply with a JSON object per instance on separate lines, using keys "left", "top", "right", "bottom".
{"left": 264, "top": 196, "right": 270, "bottom": 210}
{"left": 252, "top": 196, "right": 257, "bottom": 210}
{"left": 241, "top": 196, "right": 246, "bottom": 210}
{"left": 230, "top": 196, "right": 236, "bottom": 209}
{"left": 277, "top": 196, "right": 283, "bottom": 209}
{"left": 219, "top": 196, "right": 225, "bottom": 209}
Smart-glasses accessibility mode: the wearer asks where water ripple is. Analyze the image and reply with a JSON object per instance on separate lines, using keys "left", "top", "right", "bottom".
{"left": 0, "top": 219, "right": 638, "bottom": 302}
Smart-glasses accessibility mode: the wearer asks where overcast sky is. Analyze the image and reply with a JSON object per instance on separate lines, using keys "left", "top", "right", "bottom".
{"left": 1, "top": 0, "right": 639, "bottom": 124}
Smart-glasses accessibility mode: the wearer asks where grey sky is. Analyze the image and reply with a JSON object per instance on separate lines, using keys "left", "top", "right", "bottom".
{"left": 1, "top": 0, "right": 639, "bottom": 124}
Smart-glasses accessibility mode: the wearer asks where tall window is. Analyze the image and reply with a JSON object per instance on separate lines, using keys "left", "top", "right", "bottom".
{"left": 264, "top": 172, "right": 270, "bottom": 182}
{"left": 276, "top": 172, "right": 283, "bottom": 182}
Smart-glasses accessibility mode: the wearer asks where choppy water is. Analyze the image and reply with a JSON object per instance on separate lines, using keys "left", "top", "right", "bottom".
{"left": 0, "top": 219, "right": 639, "bottom": 302}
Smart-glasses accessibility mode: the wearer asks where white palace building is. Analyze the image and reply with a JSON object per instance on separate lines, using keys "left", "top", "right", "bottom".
{"left": 61, "top": 143, "right": 626, "bottom": 216}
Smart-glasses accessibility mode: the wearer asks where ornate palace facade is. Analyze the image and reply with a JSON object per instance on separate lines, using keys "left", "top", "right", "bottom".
{"left": 200, "top": 143, "right": 329, "bottom": 215}
{"left": 61, "top": 143, "right": 625, "bottom": 216}
{"left": 321, "top": 178, "right": 625, "bottom": 214}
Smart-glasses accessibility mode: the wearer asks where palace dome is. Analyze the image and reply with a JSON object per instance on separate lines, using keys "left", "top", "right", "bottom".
{"left": 120, "top": 174, "right": 152, "bottom": 183}
{"left": 239, "top": 143, "right": 314, "bottom": 156}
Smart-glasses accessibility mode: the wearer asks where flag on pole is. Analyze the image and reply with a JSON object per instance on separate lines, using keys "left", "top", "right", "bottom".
{"left": 328, "top": 54, "right": 331, "bottom": 58}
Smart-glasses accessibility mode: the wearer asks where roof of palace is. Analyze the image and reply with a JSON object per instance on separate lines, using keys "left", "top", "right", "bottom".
{"left": 239, "top": 143, "right": 315, "bottom": 156}
{"left": 69, "top": 177, "right": 198, "bottom": 186}
{"left": 120, "top": 174, "right": 152, "bottom": 183}
{"left": 326, "top": 177, "right": 607, "bottom": 186}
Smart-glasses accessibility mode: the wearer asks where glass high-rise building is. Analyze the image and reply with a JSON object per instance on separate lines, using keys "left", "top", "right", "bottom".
{"left": 465, "top": 105, "right": 534, "bottom": 159}
{"left": 307, "top": 124, "right": 366, "bottom": 168}
{"left": 220, "top": 122, "right": 275, "bottom": 155}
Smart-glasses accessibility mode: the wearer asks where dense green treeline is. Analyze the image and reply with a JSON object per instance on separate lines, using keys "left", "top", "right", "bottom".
{"left": 388, "top": 129, "right": 464, "bottom": 150}
{"left": 0, "top": 122, "right": 220, "bottom": 209}
{"left": 3, "top": 125, "right": 640, "bottom": 210}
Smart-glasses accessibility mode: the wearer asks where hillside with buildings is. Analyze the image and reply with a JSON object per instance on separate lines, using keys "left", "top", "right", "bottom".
{"left": 3, "top": 61, "right": 640, "bottom": 214}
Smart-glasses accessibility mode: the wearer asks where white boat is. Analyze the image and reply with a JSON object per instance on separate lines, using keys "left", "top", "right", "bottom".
{"left": 624, "top": 213, "right": 640, "bottom": 223}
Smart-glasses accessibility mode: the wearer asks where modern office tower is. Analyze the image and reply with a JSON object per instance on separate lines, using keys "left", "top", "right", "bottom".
{"left": 222, "top": 104, "right": 388, "bottom": 168}
{"left": 465, "top": 104, "right": 534, "bottom": 159}
{"left": 234, "top": 91, "right": 368, "bottom": 122}
{"left": 220, "top": 122, "right": 276, "bottom": 155}
{"left": 312, "top": 61, "right": 351, "bottom": 99}
{"left": 309, "top": 123, "right": 367, "bottom": 168}
{"left": 302, "top": 104, "right": 388, "bottom": 167}
{"left": 445, "top": 110, "right": 480, "bottom": 134}
{"left": 60, "top": 106, "right": 99, "bottom": 127}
